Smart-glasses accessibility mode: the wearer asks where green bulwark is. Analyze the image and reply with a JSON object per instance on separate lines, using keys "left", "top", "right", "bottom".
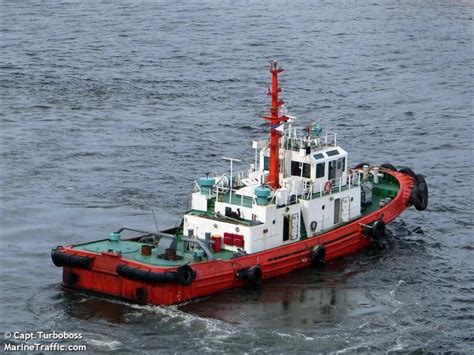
{"left": 218, "top": 192, "right": 253, "bottom": 208}
{"left": 362, "top": 174, "right": 400, "bottom": 214}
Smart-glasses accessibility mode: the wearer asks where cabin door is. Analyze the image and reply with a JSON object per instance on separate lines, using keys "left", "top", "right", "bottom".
{"left": 341, "top": 197, "right": 350, "bottom": 222}
{"left": 283, "top": 214, "right": 299, "bottom": 242}
{"left": 334, "top": 198, "right": 341, "bottom": 224}
{"left": 283, "top": 215, "right": 290, "bottom": 241}
{"left": 290, "top": 213, "right": 299, "bottom": 240}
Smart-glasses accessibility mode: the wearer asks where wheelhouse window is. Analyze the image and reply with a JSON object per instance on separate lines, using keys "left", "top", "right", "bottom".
{"left": 302, "top": 163, "right": 311, "bottom": 178}
{"left": 316, "top": 162, "right": 325, "bottom": 178}
{"left": 291, "top": 161, "right": 311, "bottom": 178}
{"left": 314, "top": 153, "right": 324, "bottom": 160}
{"left": 328, "top": 160, "right": 336, "bottom": 180}
{"left": 326, "top": 149, "right": 339, "bottom": 157}
{"left": 336, "top": 157, "right": 346, "bottom": 171}
{"left": 264, "top": 157, "right": 284, "bottom": 172}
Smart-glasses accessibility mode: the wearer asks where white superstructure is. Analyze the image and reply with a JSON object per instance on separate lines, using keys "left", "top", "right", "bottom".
{"left": 184, "top": 120, "right": 363, "bottom": 256}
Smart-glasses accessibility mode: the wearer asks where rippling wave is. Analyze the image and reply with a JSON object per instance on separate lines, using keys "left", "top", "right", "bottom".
{"left": 0, "top": 0, "right": 472, "bottom": 353}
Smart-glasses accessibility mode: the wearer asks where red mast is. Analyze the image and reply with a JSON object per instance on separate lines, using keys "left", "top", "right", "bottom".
{"left": 262, "top": 61, "right": 288, "bottom": 189}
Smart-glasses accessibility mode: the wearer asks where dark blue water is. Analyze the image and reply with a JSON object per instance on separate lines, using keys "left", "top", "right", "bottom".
{"left": 1, "top": 0, "right": 472, "bottom": 353}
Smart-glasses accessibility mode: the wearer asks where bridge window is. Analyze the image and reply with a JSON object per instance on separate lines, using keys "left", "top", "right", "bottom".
{"left": 264, "top": 157, "right": 284, "bottom": 172}
{"left": 328, "top": 160, "right": 336, "bottom": 180}
{"left": 316, "top": 162, "right": 325, "bottom": 178}
{"left": 314, "top": 153, "right": 324, "bottom": 160}
{"left": 336, "top": 157, "right": 346, "bottom": 171}
{"left": 291, "top": 161, "right": 311, "bottom": 178}
{"left": 302, "top": 163, "right": 311, "bottom": 178}
{"left": 326, "top": 149, "right": 339, "bottom": 157}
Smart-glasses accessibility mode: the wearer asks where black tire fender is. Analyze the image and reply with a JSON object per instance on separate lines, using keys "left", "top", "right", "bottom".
{"left": 247, "top": 265, "right": 262, "bottom": 285}
{"left": 116, "top": 264, "right": 176, "bottom": 283}
{"left": 354, "top": 162, "right": 370, "bottom": 169}
{"left": 415, "top": 174, "right": 426, "bottom": 185}
{"left": 176, "top": 265, "right": 196, "bottom": 286}
{"left": 415, "top": 174, "right": 428, "bottom": 195}
{"left": 63, "top": 269, "right": 79, "bottom": 287}
{"left": 418, "top": 182, "right": 428, "bottom": 196}
{"left": 51, "top": 247, "right": 93, "bottom": 269}
{"left": 135, "top": 287, "right": 147, "bottom": 303}
{"left": 381, "top": 163, "right": 397, "bottom": 171}
{"left": 399, "top": 167, "right": 416, "bottom": 179}
{"left": 372, "top": 220, "right": 386, "bottom": 240}
{"left": 310, "top": 221, "right": 317, "bottom": 232}
{"left": 410, "top": 185, "right": 428, "bottom": 211}
{"left": 311, "top": 245, "right": 326, "bottom": 267}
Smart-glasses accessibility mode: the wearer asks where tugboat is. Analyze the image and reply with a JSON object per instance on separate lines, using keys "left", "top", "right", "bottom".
{"left": 51, "top": 62, "right": 428, "bottom": 305}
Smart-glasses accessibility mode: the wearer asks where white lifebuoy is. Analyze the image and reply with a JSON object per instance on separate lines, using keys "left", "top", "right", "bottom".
{"left": 324, "top": 181, "right": 332, "bottom": 194}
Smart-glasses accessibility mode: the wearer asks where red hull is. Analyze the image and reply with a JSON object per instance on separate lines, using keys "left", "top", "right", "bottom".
{"left": 58, "top": 171, "right": 414, "bottom": 305}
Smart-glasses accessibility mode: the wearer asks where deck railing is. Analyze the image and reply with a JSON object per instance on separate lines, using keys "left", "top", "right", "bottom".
{"left": 284, "top": 131, "right": 338, "bottom": 151}
{"left": 302, "top": 173, "right": 361, "bottom": 200}
{"left": 194, "top": 171, "right": 362, "bottom": 208}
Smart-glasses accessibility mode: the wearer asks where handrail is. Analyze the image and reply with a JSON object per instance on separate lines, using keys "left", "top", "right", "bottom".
{"left": 324, "top": 131, "right": 337, "bottom": 146}
{"left": 114, "top": 226, "right": 175, "bottom": 239}
{"left": 217, "top": 172, "right": 362, "bottom": 206}
{"left": 282, "top": 130, "right": 338, "bottom": 151}
{"left": 302, "top": 173, "right": 361, "bottom": 199}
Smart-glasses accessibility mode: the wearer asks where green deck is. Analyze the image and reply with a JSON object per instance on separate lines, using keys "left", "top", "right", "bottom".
{"left": 72, "top": 173, "right": 399, "bottom": 267}
{"left": 362, "top": 175, "right": 399, "bottom": 214}
{"left": 74, "top": 239, "right": 234, "bottom": 266}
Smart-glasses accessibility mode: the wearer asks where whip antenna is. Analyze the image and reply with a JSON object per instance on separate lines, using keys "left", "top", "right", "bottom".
{"left": 151, "top": 209, "right": 160, "bottom": 233}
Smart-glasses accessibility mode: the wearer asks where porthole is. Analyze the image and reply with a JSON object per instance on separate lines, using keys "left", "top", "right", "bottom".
{"left": 351, "top": 197, "right": 354, "bottom": 202}
{"left": 322, "top": 205, "right": 325, "bottom": 210}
